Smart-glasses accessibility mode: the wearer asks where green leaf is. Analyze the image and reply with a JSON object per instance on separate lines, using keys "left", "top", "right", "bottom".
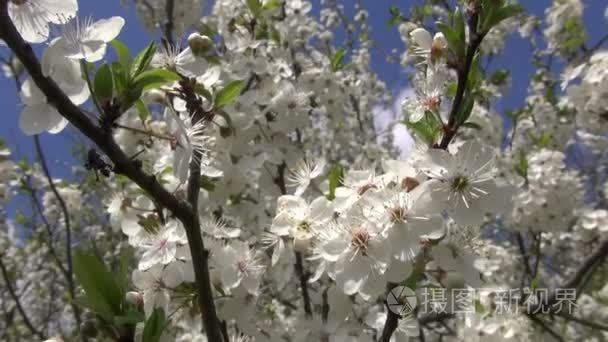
{"left": 481, "top": 3, "right": 524, "bottom": 33}
{"left": 514, "top": 150, "right": 528, "bottom": 178}
{"left": 114, "top": 311, "right": 145, "bottom": 326}
{"left": 247, "top": 0, "right": 262, "bottom": 17}
{"left": 73, "top": 251, "right": 123, "bottom": 320}
{"left": 531, "top": 277, "right": 538, "bottom": 291}
{"left": 456, "top": 94, "right": 475, "bottom": 126}
{"left": 111, "top": 40, "right": 131, "bottom": 73}
{"left": 135, "top": 99, "right": 150, "bottom": 123}
{"left": 132, "top": 69, "right": 181, "bottom": 91}
{"left": 330, "top": 49, "right": 347, "bottom": 72}
{"left": 195, "top": 84, "right": 213, "bottom": 102}
{"left": 200, "top": 175, "right": 217, "bottom": 192}
{"left": 474, "top": 299, "right": 485, "bottom": 314}
{"left": 94, "top": 64, "right": 114, "bottom": 100}
{"left": 214, "top": 80, "right": 245, "bottom": 108}
{"left": 262, "top": 0, "right": 282, "bottom": 11}
{"left": 405, "top": 111, "right": 442, "bottom": 145}
{"left": 111, "top": 62, "right": 128, "bottom": 94}
{"left": 131, "top": 42, "right": 157, "bottom": 79}
{"left": 142, "top": 308, "right": 166, "bottom": 342}
{"left": 137, "top": 214, "right": 161, "bottom": 234}
{"left": 453, "top": 8, "right": 466, "bottom": 59}
{"left": 326, "top": 164, "right": 344, "bottom": 201}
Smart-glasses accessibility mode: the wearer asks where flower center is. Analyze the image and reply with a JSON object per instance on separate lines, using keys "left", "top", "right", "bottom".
{"left": 400, "top": 177, "right": 420, "bottom": 192}
{"left": 351, "top": 226, "right": 370, "bottom": 251}
{"left": 423, "top": 96, "right": 441, "bottom": 112}
{"left": 451, "top": 175, "right": 469, "bottom": 193}
{"left": 297, "top": 221, "right": 311, "bottom": 233}
{"left": 388, "top": 205, "right": 408, "bottom": 223}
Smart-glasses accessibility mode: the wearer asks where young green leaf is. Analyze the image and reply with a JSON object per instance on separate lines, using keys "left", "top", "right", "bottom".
{"left": 135, "top": 99, "right": 151, "bottom": 123}
{"left": 73, "top": 251, "right": 123, "bottom": 320}
{"left": 405, "top": 111, "right": 442, "bottom": 145}
{"left": 131, "top": 42, "right": 157, "bottom": 79}
{"left": 262, "top": 0, "right": 282, "bottom": 11}
{"left": 111, "top": 40, "right": 131, "bottom": 73}
{"left": 247, "top": 0, "right": 262, "bottom": 17}
{"left": 132, "top": 69, "right": 181, "bottom": 91}
{"left": 327, "top": 164, "right": 344, "bottom": 201}
{"left": 214, "top": 80, "right": 245, "bottom": 108}
{"left": 142, "top": 308, "right": 166, "bottom": 342}
{"left": 330, "top": 49, "right": 347, "bottom": 72}
{"left": 94, "top": 64, "right": 114, "bottom": 100}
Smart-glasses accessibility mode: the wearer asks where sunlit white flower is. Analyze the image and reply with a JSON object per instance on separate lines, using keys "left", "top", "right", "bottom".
{"left": 333, "top": 170, "right": 383, "bottom": 213}
{"left": 8, "top": 0, "right": 78, "bottom": 43}
{"left": 18, "top": 39, "right": 91, "bottom": 135}
{"left": 271, "top": 195, "right": 334, "bottom": 251}
{"left": 138, "top": 220, "right": 187, "bottom": 271}
{"left": 54, "top": 16, "right": 125, "bottom": 62}
{"left": 213, "top": 241, "right": 264, "bottom": 295}
{"left": 314, "top": 218, "right": 391, "bottom": 297}
{"left": 169, "top": 110, "right": 214, "bottom": 182}
{"left": 153, "top": 45, "right": 208, "bottom": 78}
{"left": 402, "top": 66, "right": 446, "bottom": 123}
{"left": 286, "top": 158, "right": 326, "bottom": 196}
{"left": 422, "top": 141, "right": 514, "bottom": 226}
{"left": 364, "top": 185, "right": 444, "bottom": 262}
{"left": 133, "top": 263, "right": 183, "bottom": 317}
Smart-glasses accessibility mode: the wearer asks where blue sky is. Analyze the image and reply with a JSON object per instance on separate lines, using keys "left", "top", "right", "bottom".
{"left": 0, "top": 0, "right": 606, "bottom": 180}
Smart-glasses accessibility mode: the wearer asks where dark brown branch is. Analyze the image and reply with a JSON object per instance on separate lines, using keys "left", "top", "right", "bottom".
{"left": 163, "top": 0, "right": 175, "bottom": 48}
{"left": 437, "top": 11, "right": 484, "bottom": 150}
{"left": 273, "top": 162, "right": 313, "bottom": 318}
{"left": 179, "top": 78, "right": 225, "bottom": 342}
{"left": 379, "top": 310, "right": 399, "bottom": 342}
{"left": 557, "top": 311, "right": 608, "bottom": 332}
{"left": 528, "top": 238, "right": 608, "bottom": 313}
{"left": 294, "top": 252, "right": 312, "bottom": 318}
{"left": 0, "top": 256, "right": 46, "bottom": 340}
{"left": 525, "top": 313, "right": 565, "bottom": 342}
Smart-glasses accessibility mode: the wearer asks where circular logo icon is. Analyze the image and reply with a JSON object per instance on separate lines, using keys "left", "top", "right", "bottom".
{"left": 386, "top": 286, "right": 417, "bottom": 316}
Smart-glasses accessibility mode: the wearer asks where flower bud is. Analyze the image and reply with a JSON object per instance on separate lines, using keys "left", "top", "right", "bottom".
{"left": 188, "top": 33, "right": 214, "bottom": 57}
{"left": 126, "top": 291, "right": 143, "bottom": 306}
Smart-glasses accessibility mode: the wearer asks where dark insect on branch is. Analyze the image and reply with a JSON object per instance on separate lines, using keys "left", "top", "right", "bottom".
{"left": 84, "top": 149, "right": 112, "bottom": 180}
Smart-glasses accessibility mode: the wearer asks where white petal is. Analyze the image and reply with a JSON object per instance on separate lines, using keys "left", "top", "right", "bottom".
{"left": 176, "top": 48, "right": 208, "bottom": 78}
{"left": 410, "top": 28, "right": 432, "bottom": 51}
{"left": 87, "top": 17, "right": 125, "bottom": 42}
{"left": 335, "top": 254, "right": 369, "bottom": 295}
{"left": 47, "top": 114, "right": 69, "bottom": 134}
{"left": 19, "top": 103, "right": 52, "bottom": 135}
{"left": 270, "top": 212, "right": 294, "bottom": 236}
{"left": 41, "top": 0, "right": 78, "bottom": 24}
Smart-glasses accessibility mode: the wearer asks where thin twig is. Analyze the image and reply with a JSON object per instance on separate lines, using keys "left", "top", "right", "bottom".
{"left": 33, "top": 136, "right": 82, "bottom": 333}
{"left": 0, "top": 256, "right": 46, "bottom": 340}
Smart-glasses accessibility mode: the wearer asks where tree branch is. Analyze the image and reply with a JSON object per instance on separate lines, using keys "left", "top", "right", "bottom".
{"left": 33, "top": 137, "right": 77, "bottom": 302}
{"left": 273, "top": 162, "right": 313, "bottom": 318}
{"left": 163, "top": 0, "right": 175, "bottom": 48}
{"left": 0, "top": 256, "right": 46, "bottom": 340}
{"left": 437, "top": 11, "right": 484, "bottom": 150}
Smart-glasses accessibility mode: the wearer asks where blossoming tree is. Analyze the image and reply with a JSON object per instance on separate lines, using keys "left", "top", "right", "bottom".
{"left": 1, "top": 0, "right": 608, "bottom": 341}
